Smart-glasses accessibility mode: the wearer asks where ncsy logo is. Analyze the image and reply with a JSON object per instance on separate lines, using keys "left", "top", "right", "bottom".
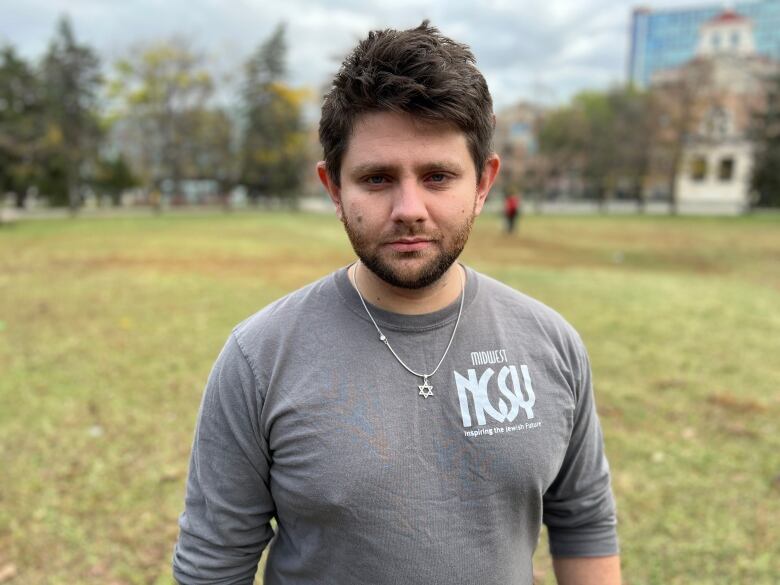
{"left": 454, "top": 365, "right": 535, "bottom": 427}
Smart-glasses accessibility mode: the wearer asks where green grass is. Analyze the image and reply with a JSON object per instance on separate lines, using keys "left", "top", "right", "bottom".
{"left": 1, "top": 210, "right": 778, "bottom": 584}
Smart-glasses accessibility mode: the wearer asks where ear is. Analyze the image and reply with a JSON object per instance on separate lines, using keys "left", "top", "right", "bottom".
{"left": 317, "top": 161, "right": 343, "bottom": 220}
{"left": 474, "top": 153, "right": 501, "bottom": 216}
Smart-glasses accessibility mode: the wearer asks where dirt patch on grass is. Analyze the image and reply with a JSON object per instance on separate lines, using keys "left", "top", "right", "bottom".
{"left": 466, "top": 228, "right": 732, "bottom": 277}
{"left": 467, "top": 233, "right": 610, "bottom": 270}
{"left": 707, "top": 392, "right": 768, "bottom": 414}
{"left": 653, "top": 378, "right": 689, "bottom": 391}
{"left": 82, "top": 254, "right": 268, "bottom": 277}
{"left": 25, "top": 250, "right": 354, "bottom": 284}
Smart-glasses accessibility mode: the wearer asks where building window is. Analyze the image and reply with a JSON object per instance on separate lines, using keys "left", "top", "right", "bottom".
{"left": 718, "top": 157, "right": 735, "bottom": 181}
{"left": 731, "top": 31, "right": 740, "bottom": 48}
{"left": 705, "top": 107, "right": 730, "bottom": 138}
{"left": 712, "top": 33, "right": 721, "bottom": 50}
{"left": 690, "top": 156, "right": 708, "bottom": 181}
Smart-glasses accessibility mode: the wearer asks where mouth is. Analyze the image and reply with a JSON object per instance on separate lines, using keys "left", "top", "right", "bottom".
{"left": 385, "top": 237, "right": 435, "bottom": 253}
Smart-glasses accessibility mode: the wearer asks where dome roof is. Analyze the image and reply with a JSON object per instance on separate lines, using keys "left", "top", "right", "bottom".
{"left": 706, "top": 10, "right": 749, "bottom": 26}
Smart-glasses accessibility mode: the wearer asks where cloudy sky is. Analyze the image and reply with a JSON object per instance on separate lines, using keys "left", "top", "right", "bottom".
{"left": 1, "top": 0, "right": 690, "bottom": 110}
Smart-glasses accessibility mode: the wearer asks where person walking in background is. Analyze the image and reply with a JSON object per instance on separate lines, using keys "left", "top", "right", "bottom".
{"left": 504, "top": 190, "right": 521, "bottom": 233}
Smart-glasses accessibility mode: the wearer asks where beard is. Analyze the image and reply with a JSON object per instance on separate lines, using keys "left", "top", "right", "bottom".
{"left": 341, "top": 212, "right": 476, "bottom": 290}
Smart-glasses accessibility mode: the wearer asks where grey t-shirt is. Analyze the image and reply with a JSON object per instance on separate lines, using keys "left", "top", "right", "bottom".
{"left": 173, "top": 266, "right": 618, "bottom": 585}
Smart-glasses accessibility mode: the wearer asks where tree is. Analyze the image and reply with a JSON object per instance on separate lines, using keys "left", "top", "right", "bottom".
{"left": 538, "top": 103, "right": 588, "bottom": 199}
{"left": 240, "top": 24, "right": 308, "bottom": 204}
{"left": 574, "top": 91, "right": 620, "bottom": 206}
{"left": 184, "top": 107, "right": 237, "bottom": 198}
{"left": 605, "top": 87, "right": 655, "bottom": 209}
{"left": 0, "top": 45, "right": 46, "bottom": 208}
{"left": 648, "top": 59, "right": 715, "bottom": 214}
{"left": 41, "top": 15, "right": 102, "bottom": 210}
{"left": 750, "top": 70, "right": 780, "bottom": 207}
{"left": 91, "top": 154, "right": 137, "bottom": 206}
{"left": 109, "top": 39, "right": 215, "bottom": 199}
{"left": 538, "top": 87, "right": 654, "bottom": 209}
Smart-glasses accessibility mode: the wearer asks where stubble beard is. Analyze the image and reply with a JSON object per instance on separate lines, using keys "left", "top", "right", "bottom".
{"left": 341, "top": 211, "right": 476, "bottom": 290}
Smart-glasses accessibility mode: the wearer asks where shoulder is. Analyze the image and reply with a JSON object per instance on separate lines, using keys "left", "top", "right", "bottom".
{"left": 471, "top": 269, "right": 587, "bottom": 355}
{"left": 469, "top": 269, "right": 593, "bottom": 399}
{"left": 231, "top": 270, "right": 339, "bottom": 351}
{"left": 472, "top": 271, "right": 577, "bottom": 331}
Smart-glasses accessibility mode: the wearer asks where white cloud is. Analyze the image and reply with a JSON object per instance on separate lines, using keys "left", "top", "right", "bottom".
{"left": 0, "top": 0, "right": 652, "bottom": 106}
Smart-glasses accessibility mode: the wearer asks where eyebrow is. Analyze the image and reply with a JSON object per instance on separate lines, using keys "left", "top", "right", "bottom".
{"left": 348, "top": 161, "right": 465, "bottom": 179}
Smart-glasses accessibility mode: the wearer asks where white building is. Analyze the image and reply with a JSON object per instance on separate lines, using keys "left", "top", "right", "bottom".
{"left": 660, "top": 10, "right": 777, "bottom": 213}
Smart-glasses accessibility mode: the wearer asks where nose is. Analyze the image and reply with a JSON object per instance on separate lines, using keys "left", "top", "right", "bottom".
{"left": 389, "top": 179, "right": 428, "bottom": 225}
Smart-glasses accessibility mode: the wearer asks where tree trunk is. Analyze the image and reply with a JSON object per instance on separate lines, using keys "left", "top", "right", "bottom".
{"left": 635, "top": 179, "right": 646, "bottom": 214}
{"left": 14, "top": 190, "right": 27, "bottom": 209}
{"left": 668, "top": 144, "right": 684, "bottom": 216}
{"left": 67, "top": 166, "right": 80, "bottom": 216}
{"left": 668, "top": 169, "right": 679, "bottom": 216}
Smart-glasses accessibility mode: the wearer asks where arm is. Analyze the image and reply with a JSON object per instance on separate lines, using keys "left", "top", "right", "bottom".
{"left": 173, "top": 333, "right": 275, "bottom": 585}
{"left": 553, "top": 555, "right": 621, "bottom": 585}
{"left": 543, "top": 336, "right": 620, "bottom": 567}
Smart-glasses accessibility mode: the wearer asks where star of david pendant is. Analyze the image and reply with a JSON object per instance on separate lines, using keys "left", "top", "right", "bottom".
{"left": 418, "top": 376, "right": 434, "bottom": 399}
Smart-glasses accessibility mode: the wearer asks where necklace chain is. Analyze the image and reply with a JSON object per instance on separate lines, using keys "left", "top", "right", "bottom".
{"left": 352, "top": 262, "right": 465, "bottom": 398}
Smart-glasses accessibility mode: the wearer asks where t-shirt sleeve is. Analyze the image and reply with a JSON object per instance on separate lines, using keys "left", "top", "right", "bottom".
{"left": 173, "top": 332, "right": 275, "bottom": 584}
{"left": 542, "top": 336, "right": 619, "bottom": 557}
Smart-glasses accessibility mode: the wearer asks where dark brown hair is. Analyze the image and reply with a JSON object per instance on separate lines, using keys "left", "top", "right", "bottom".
{"left": 319, "top": 20, "right": 495, "bottom": 186}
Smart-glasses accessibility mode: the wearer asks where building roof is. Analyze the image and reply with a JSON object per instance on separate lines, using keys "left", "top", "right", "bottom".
{"left": 706, "top": 9, "right": 750, "bottom": 26}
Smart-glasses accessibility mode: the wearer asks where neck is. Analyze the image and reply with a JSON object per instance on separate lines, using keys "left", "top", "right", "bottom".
{"left": 350, "top": 261, "right": 464, "bottom": 315}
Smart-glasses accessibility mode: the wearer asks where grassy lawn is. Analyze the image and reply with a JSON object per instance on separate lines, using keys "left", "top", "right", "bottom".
{"left": 0, "top": 210, "right": 778, "bottom": 584}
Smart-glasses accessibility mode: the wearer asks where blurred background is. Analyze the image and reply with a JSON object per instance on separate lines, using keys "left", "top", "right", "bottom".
{"left": 1, "top": 0, "right": 780, "bottom": 215}
{"left": 0, "top": 1, "right": 778, "bottom": 584}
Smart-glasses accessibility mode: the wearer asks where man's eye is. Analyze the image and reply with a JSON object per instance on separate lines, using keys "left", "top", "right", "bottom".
{"left": 366, "top": 176, "right": 386, "bottom": 185}
{"left": 428, "top": 173, "right": 448, "bottom": 183}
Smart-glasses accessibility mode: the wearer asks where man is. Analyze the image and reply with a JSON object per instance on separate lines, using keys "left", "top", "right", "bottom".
{"left": 173, "top": 21, "right": 620, "bottom": 585}
{"left": 504, "top": 191, "right": 520, "bottom": 234}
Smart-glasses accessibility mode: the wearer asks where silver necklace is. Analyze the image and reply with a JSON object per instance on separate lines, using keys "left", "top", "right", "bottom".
{"left": 352, "top": 262, "right": 465, "bottom": 399}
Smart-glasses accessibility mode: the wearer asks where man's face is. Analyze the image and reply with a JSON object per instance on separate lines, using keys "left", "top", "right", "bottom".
{"left": 320, "top": 111, "right": 498, "bottom": 289}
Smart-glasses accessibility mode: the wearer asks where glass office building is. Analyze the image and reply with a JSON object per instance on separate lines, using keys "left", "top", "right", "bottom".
{"left": 629, "top": 0, "right": 780, "bottom": 87}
